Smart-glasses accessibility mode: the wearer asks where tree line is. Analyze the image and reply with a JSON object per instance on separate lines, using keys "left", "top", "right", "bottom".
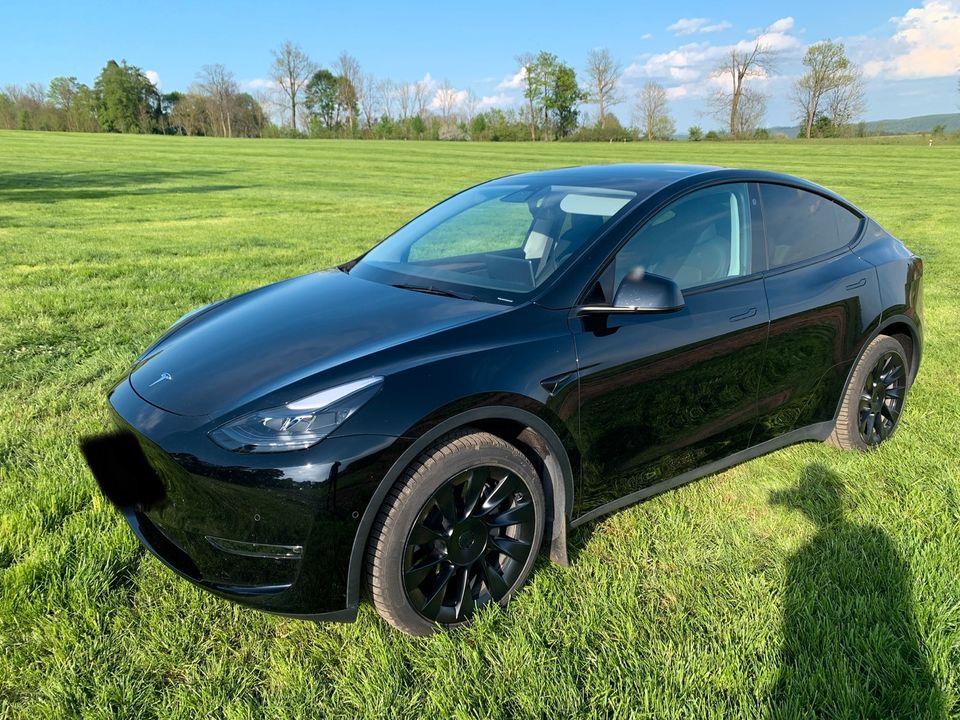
{"left": 0, "top": 39, "right": 869, "bottom": 141}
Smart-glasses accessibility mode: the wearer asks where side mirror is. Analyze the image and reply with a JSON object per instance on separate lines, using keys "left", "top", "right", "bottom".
{"left": 580, "top": 271, "right": 685, "bottom": 315}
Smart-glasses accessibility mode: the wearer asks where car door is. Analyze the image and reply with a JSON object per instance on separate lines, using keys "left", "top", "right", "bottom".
{"left": 571, "top": 183, "right": 770, "bottom": 516}
{"left": 751, "top": 183, "right": 884, "bottom": 444}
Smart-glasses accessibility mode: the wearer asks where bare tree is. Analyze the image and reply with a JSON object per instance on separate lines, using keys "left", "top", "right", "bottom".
{"left": 516, "top": 53, "right": 536, "bottom": 140}
{"left": 413, "top": 79, "right": 429, "bottom": 118}
{"left": 635, "top": 81, "right": 673, "bottom": 140}
{"left": 793, "top": 40, "right": 863, "bottom": 139}
{"left": 585, "top": 48, "right": 623, "bottom": 128}
{"left": 377, "top": 79, "right": 396, "bottom": 121}
{"left": 359, "top": 72, "right": 379, "bottom": 129}
{"left": 712, "top": 40, "right": 776, "bottom": 139}
{"left": 435, "top": 79, "right": 458, "bottom": 120}
{"left": 463, "top": 90, "right": 479, "bottom": 121}
{"left": 397, "top": 81, "right": 412, "bottom": 119}
{"left": 336, "top": 52, "right": 363, "bottom": 130}
{"left": 734, "top": 88, "right": 767, "bottom": 137}
{"left": 197, "top": 64, "right": 238, "bottom": 137}
{"left": 826, "top": 67, "right": 866, "bottom": 133}
{"left": 270, "top": 41, "right": 315, "bottom": 131}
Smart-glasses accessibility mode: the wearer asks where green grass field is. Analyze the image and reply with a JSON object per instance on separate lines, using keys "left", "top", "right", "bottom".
{"left": 1, "top": 130, "right": 958, "bottom": 718}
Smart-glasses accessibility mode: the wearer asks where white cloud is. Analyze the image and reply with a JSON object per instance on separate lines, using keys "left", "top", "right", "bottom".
{"left": 478, "top": 93, "right": 515, "bottom": 108}
{"left": 667, "top": 17, "right": 732, "bottom": 36}
{"left": 144, "top": 70, "right": 161, "bottom": 89}
{"left": 430, "top": 86, "right": 469, "bottom": 111}
{"left": 641, "top": 33, "right": 654, "bottom": 40}
{"left": 244, "top": 78, "right": 278, "bottom": 91}
{"left": 862, "top": 0, "right": 960, "bottom": 78}
{"left": 766, "top": 17, "right": 794, "bottom": 33}
{"left": 497, "top": 67, "right": 526, "bottom": 90}
{"left": 622, "top": 18, "right": 803, "bottom": 102}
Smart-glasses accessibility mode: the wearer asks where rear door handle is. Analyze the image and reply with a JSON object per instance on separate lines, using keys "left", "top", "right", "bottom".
{"left": 729, "top": 307, "right": 758, "bottom": 322}
{"left": 846, "top": 277, "right": 867, "bottom": 290}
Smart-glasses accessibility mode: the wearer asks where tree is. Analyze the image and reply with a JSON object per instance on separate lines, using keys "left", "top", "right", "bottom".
{"left": 517, "top": 53, "right": 537, "bottom": 140}
{"left": 94, "top": 60, "right": 159, "bottom": 133}
{"left": 712, "top": 40, "right": 776, "bottom": 139}
{"left": 305, "top": 69, "right": 339, "bottom": 129}
{"left": 336, "top": 52, "right": 363, "bottom": 131}
{"left": 197, "top": 64, "right": 238, "bottom": 137}
{"left": 734, "top": 88, "right": 766, "bottom": 137}
{"left": 688, "top": 125, "right": 703, "bottom": 141}
{"left": 270, "top": 41, "right": 315, "bottom": 131}
{"left": 169, "top": 93, "right": 208, "bottom": 135}
{"left": 585, "top": 48, "right": 623, "bottom": 129}
{"left": 635, "top": 81, "right": 673, "bottom": 140}
{"left": 793, "top": 41, "right": 864, "bottom": 139}
{"left": 520, "top": 51, "right": 583, "bottom": 140}
{"left": 825, "top": 67, "right": 865, "bottom": 135}
{"left": 547, "top": 61, "right": 583, "bottom": 138}
{"left": 435, "top": 79, "right": 458, "bottom": 120}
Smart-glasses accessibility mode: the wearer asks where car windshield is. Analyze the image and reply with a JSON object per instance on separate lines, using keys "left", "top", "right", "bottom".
{"left": 349, "top": 182, "right": 636, "bottom": 303}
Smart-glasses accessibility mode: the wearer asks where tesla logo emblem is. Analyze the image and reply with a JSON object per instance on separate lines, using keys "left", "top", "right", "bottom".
{"left": 148, "top": 372, "right": 173, "bottom": 387}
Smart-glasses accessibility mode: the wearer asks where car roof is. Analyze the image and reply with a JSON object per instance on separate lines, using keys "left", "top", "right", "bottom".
{"left": 487, "top": 163, "right": 861, "bottom": 215}
{"left": 489, "top": 163, "right": 723, "bottom": 195}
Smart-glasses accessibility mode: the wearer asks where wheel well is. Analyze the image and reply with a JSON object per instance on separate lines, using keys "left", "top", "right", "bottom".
{"left": 879, "top": 321, "right": 917, "bottom": 384}
{"left": 468, "top": 418, "right": 570, "bottom": 566}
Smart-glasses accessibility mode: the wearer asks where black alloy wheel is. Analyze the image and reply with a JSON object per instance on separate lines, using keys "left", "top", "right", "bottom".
{"left": 403, "top": 465, "right": 537, "bottom": 624}
{"left": 830, "top": 334, "right": 911, "bottom": 451}
{"left": 858, "top": 350, "right": 906, "bottom": 446}
{"left": 367, "top": 430, "right": 545, "bottom": 635}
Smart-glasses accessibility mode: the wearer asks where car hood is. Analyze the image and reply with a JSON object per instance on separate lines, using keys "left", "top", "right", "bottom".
{"left": 129, "top": 269, "right": 507, "bottom": 417}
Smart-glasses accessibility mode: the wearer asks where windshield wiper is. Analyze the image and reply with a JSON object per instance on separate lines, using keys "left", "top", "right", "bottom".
{"left": 391, "top": 283, "right": 474, "bottom": 300}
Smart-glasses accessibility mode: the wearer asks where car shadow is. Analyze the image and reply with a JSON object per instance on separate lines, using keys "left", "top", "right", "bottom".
{"left": 0, "top": 170, "right": 245, "bottom": 203}
{"left": 769, "top": 462, "right": 944, "bottom": 716}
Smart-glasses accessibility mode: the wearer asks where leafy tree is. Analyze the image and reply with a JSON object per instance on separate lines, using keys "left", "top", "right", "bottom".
{"left": 688, "top": 125, "right": 703, "bottom": 141}
{"left": 794, "top": 41, "right": 864, "bottom": 139}
{"left": 94, "top": 60, "right": 159, "bottom": 133}
{"left": 409, "top": 114, "right": 426, "bottom": 139}
{"left": 521, "top": 52, "right": 583, "bottom": 140}
{"left": 547, "top": 62, "right": 583, "bottom": 138}
{"left": 306, "top": 69, "right": 339, "bottom": 129}
{"left": 469, "top": 113, "right": 488, "bottom": 140}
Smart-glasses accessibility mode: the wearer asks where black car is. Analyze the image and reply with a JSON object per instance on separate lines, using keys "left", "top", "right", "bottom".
{"left": 83, "top": 164, "right": 923, "bottom": 635}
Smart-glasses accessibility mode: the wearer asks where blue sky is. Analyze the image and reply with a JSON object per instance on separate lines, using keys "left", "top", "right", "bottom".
{"left": 3, "top": 0, "right": 959, "bottom": 129}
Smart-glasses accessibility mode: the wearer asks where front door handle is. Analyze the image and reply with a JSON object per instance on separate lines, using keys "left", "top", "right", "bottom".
{"left": 729, "top": 307, "right": 758, "bottom": 322}
{"left": 846, "top": 277, "right": 867, "bottom": 291}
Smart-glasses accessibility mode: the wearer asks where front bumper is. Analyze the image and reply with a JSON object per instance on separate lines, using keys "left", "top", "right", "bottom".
{"left": 82, "top": 378, "right": 409, "bottom": 620}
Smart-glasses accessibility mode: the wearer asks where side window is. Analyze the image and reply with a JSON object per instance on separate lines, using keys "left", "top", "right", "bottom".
{"left": 836, "top": 204, "right": 863, "bottom": 245}
{"left": 613, "top": 183, "right": 753, "bottom": 291}
{"left": 760, "top": 184, "right": 859, "bottom": 268}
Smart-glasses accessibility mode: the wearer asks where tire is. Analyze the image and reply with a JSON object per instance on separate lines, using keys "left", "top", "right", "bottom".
{"left": 829, "top": 335, "right": 910, "bottom": 451}
{"left": 366, "top": 429, "right": 545, "bottom": 636}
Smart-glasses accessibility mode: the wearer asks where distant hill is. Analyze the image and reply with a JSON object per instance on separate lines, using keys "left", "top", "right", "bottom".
{"left": 767, "top": 112, "right": 960, "bottom": 137}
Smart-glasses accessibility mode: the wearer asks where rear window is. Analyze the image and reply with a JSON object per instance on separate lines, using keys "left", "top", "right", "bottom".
{"left": 760, "top": 184, "right": 861, "bottom": 268}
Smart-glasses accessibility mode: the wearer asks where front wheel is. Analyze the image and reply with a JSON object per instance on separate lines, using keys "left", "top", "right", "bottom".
{"left": 829, "top": 335, "right": 910, "bottom": 451}
{"left": 366, "top": 429, "right": 545, "bottom": 636}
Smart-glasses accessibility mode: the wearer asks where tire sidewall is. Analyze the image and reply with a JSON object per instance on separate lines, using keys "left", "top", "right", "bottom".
{"left": 838, "top": 336, "right": 909, "bottom": 451}
{"left": 373, "top": 436, "right": 545, "bottom": 635}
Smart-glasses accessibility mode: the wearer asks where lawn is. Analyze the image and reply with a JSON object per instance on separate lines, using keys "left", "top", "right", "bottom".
{"left": 1, "top": 130, "right": 958, "bottom": 718}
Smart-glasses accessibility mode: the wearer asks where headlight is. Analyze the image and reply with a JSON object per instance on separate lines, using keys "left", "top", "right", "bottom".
{"left": 209, "top": 376, "right": 383, "bottom": 453}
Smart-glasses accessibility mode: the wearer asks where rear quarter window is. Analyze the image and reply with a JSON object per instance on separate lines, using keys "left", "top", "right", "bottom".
{"left": 760, "top": 184, "right": 859, "bottom": 268}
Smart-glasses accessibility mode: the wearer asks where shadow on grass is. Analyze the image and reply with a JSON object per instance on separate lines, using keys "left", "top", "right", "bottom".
{"left": 769, "top": 462, "right": 944, "bottom": 717}
{"left": 0, "top": 170, "right": 245, "bottom": 203}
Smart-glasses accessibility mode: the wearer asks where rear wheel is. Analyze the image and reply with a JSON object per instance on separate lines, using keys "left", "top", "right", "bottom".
{"left": 366, "top": 429, "right": 545, "bottom": 636}
{"left": 829, "top": 335, "right": 909, "bottom": 451}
